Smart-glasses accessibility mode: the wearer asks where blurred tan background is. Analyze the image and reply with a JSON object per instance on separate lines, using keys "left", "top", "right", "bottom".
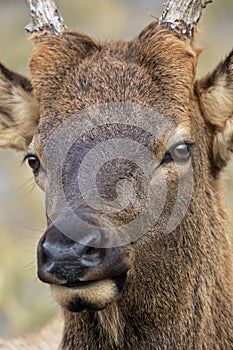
{"left": 0, "top": 0, "right": 233, "bottom": 339}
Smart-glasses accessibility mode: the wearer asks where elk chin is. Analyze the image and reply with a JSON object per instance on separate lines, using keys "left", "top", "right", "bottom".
{"left": 51, "top": 275, "right": 127, "bottom": 312}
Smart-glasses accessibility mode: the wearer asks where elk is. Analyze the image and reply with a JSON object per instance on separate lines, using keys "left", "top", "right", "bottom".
{"left": 0, "top": 0, "right": 233, "bottom": 349}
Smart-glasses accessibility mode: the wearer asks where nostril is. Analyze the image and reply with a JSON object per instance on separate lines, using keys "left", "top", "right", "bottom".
{"left": 42, "top": 242, "right": 57, "bottom": 260}
{"left": 78, "top": 228, "right": 104, "bottom": 267}
{"left": 43, "top": 242, "right": 53, "bottom": 255}
{"left": 40, "top": 242, "right": 57, "bottom": 273}
{"left": 81, "top": 246, "right": 102, "bottom": 267}
{"left": 84, "top": 247, "right": 100, "bottom": 256}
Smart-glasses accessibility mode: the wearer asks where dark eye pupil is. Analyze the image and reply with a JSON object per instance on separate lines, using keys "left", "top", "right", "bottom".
{"left": 27, "top": 156, "right": 40, "bottom": 171}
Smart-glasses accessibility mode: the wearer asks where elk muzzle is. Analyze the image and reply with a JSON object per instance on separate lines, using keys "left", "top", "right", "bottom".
{"left": 37, "top": 218, "right": 131, "bottom": 311}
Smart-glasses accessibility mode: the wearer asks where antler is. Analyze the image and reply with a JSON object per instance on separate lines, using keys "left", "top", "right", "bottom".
{"left": 25, "top": 0, "right": 212, "bottom": 38}
{"left": 159, "top": 0, "right": 213, "bottom": 37}
{"left": 25, "top": 0, "right": 67, "bottom": 35}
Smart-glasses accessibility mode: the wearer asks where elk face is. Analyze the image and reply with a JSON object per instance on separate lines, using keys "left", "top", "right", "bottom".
{"left": 23, "top": 27, "right": 199, "bottom": 312}
{"left": 0, "top": 10, "right": 233, "bottom": 313}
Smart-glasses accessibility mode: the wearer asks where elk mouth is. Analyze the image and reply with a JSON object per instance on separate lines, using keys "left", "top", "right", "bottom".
{"left": 62, "top": 273, "right": 127, "bottom": 290}
{"left": 51, "top": 273, "right": 128, "bottom": 312}
{"left": 62, "top": 280, "right": 96, "bottom": 289}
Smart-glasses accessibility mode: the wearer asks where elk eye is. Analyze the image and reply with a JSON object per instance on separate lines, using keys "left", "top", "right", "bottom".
{"left": 170, "top": 143, "right": 191, "bottom": 162}
{"left": 26, "top": 155, "right": 41, "bottom": 173}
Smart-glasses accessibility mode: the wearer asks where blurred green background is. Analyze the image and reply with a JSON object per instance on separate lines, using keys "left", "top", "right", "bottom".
{"left": 0, "top": 0, "right": 233, "bottom": 339}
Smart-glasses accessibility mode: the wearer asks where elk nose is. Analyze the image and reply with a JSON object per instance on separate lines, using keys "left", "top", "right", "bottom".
{"left": 38, "top": 224, "right": 104, "bottom": 284}
{"left": 43, "top": 231, "right": 102, "bottom": 267}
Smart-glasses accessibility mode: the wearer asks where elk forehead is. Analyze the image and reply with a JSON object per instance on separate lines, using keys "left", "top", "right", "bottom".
{"left": 29, "top": 27, "right": 197, "bottom": 134}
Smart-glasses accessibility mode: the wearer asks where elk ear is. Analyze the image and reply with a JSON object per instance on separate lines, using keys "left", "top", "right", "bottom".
{"left": 0, "top": 64, "right": 38, "bottom": 151}
{"left": 196, "top": 50, "right": 233, "bottom": 169}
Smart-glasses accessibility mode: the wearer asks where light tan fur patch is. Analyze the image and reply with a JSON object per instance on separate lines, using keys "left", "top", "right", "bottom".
{"left": 97, "top": 303, "right": 123, "bottom": 347}
{"left": 52, "top": 280, "right": 116, "bottom": 310}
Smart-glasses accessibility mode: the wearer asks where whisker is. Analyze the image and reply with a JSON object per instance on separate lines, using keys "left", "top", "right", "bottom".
{"left": 15, "top": 221, "right": 44, "bottom": 233}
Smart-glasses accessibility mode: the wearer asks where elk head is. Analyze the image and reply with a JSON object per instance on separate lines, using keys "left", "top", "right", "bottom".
{"left": 0, "top": 0, "right": 233, "bottom": 315}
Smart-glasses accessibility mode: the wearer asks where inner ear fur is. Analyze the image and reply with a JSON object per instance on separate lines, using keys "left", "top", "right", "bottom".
{"left": 29, "top": 31, "right": 99, "bottom": 102}
{"left": 196, "top": 50, "right": 233, "bottom": 168}
{"left": 0, "top": 64, "right": 39, "bottom": 151}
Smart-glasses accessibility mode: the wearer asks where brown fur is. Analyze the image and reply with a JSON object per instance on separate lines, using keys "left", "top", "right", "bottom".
{"left": 0, "top": 13, "right": 233, "bottom": 350}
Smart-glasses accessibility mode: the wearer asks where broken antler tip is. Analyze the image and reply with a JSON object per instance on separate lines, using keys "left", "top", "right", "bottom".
{"left": 25, "top": 0, "right": 67, "bottom": 35}
{"left": 159, "top": 0, "right": 213, "bottom": 37}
